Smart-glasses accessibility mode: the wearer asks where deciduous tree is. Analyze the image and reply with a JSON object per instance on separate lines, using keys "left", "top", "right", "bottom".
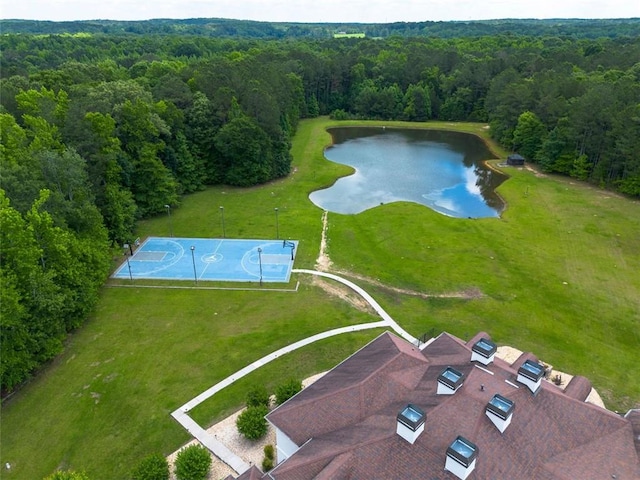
{"left": 512, "top": 111, "right": 547, "bottom": 162}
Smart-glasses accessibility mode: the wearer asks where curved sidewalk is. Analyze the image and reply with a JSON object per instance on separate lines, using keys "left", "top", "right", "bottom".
{"left": 293, "top": 269, "right": 417, "bottom": 344}
{"left": 171, "top": 269, "right": 416, "bottom": 474}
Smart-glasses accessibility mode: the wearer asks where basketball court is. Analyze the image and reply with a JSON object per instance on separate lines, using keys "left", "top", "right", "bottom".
{"left": 112, "top": 237, "right": 298, "bottom": 283}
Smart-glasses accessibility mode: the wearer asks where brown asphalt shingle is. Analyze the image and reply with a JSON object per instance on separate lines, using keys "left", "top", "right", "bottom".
{"left": 563, "top": 375, "right": 593, "bottom": 402}
{"left": 258, "top": 331, "right": 640, "bottom": 479}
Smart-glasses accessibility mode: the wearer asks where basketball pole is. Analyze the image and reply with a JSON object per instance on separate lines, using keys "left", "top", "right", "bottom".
{"left": 164, "top": 204, "right": 173, "bottom": 237}
{"left": 124, "top": 253, "right": 133, "bottom": 283}
{"left": 219, "top": 206, "right": 226, "bottom": 238}
{"left": 190, "top": 245, "right": 198, "bottom": 285}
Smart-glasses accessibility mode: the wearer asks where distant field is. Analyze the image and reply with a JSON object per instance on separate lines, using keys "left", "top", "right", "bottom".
{"left": 333, "top": 32, "right": 366, "bottom": 38}
{"left": 1, "top": 117, "right": 638, "bottom": 480}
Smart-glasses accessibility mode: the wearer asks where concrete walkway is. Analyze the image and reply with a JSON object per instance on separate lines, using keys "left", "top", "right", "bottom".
{"left": 172, "top": 410, "right": 251, "bottom": 474}
{"left": 171, "top": 269, "right": 416, "bottom": 475}
{"left": 293, "top": 269, "right": 417, "bottom": 344}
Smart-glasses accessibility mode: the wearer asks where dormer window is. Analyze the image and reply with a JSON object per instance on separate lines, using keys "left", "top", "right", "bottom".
{"left": 471, "top": 337, "right": 497, "bottom": 365}
{"left": 517, "top": 359, "right": 545, "bottom": 394}
{"left": 396, "top": 404, "right": 425, "bottom": 444}
{"left": 445, "top": 436, "right": 478, "bottom": 480}
{"left": 437, "top": 367, "right": 464, "bottom": 395}
{"left": 486, "top": 394, "right": 515, "bottom": 433}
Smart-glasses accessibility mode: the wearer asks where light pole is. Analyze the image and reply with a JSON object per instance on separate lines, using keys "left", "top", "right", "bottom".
{"left": 190, "top": 245, "right": 197, "bottom": 285}
{"left": 257, "top": 247, "right": 263, "bottom": 286}
{"left": 124, "top": 252, "right": 133, "bottom": 282}
{"left": 219, "top": 206, "right": 226, "bottom": 238}
{"left": 274, "top": 207, "right": 279, "bottom": 239}
{"left": 164, "top": 204, "right": 173, "bottom": 237}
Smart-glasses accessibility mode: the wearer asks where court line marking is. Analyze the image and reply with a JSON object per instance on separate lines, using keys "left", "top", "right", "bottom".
{"left": 114, "top": 238, "right": 295, "bottom": 282}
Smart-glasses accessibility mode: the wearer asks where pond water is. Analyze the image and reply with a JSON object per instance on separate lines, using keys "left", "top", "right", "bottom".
{"left": 309, "top": 127, "right": 507, "bottom": 218}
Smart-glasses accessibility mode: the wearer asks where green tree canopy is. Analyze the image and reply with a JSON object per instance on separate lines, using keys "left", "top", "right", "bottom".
{"left": 236, "top": 405, "right": 269, "bottom": 440}
{"left": 213, "top": 116, "right": 273, "bottom": 186}
{"left": 512, "top": 111, "right": 547, "bottom": 161}
{"left": 174, "top": 445, "right": 211, "bottom": 480}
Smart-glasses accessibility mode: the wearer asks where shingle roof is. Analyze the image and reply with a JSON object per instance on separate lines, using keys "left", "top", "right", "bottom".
{"left": 266, "top": 332, "right": 429, "bottom": 446}
{"left": 626, "top": 409, "right": 640, "bottom": 458}
{"left": 563, "top": 375, "right": 593, "bottom": 402}
{"left": 257, "top": 331, "right": 640, "bottom": 479}
{"left": 231, "top": 466, "right": 262, "bottom": 480}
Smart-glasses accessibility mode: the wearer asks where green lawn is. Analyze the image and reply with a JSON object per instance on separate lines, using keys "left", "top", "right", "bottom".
{"left": 2, "top": 117, "right": 639, "bottom": 479}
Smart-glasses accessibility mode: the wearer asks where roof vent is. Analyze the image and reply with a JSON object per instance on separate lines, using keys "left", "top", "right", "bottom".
{"left": 517, "top": 359, "right": 545, "bottom": 394}
{"left": 471, "top": 337, "right": 497, "bottom": 365}
{"left": 486, "top": 394, "right": 515, "bottom": 433}
{"left": 437, "top": 367, "right": 465, "bottom": 395}
{"left": 396, "top": 404, "right": 425, "bottom": 444}
{"left": 445, "top": 435, "right": 478, "bottom": 480}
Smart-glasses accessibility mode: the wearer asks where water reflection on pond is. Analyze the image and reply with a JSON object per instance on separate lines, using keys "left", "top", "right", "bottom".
{"left": 309, "top": 127, "right": 507, "bottom": 218}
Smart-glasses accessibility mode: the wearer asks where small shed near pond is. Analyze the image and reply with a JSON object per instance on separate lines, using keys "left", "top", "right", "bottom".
{"left": 507, "top": 153, "right": 525, "bottom": 166}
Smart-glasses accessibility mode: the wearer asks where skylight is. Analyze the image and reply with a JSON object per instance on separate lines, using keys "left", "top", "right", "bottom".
{"left": 437, "top": 366, "right": 465, "bottom": 394}
{"left": 485, "top": 393, "right": 515, "bottom": 433}
{"left": 471, "top": 337, "right": 497, "bottom": 365}
{"left": 445, "top": 435, "right": 478, "bottom": 479}
{"left": 519, "top": 360, "right": 545, "bottom": 381}
{"left": 517, "top": 359, "right": 545, "bottom": 394}
{"left": 398, "top": 404, "right": 425, "bottom": 429}
{"left": 442, "top": 369, "right": 461, "bottom": 382}
{"left": 449, "top": 437, "right": 477, "bottom": 462}
{"left": 472, "top": 338, "right": 497, "bottom": 357}
{"left": 487, "top": 394, "right": 515, "bottom": 420}
{"left": 396, "top": 404, "right": 426, "bottom": 444}
{"left": 446, "top": 435, "right": 479, "bottom": 474}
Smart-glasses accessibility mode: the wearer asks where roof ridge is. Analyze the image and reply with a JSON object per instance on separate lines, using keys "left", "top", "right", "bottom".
{"left": 270, "top": 332, "right": 424, "bottom": 412}
{"left": 267, "top": 331, "right": 396, "bottom": 418}
{"left": 386, "top": 331, "right": 432, "bottom": 361}
{"left": 314, "top": 451, "right": 354, "bottom": 479}
{"left": 273, "top": 423, "right": 395, "bottom": 475}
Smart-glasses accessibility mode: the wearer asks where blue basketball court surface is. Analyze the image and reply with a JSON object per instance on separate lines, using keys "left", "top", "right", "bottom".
{"left": 112, "top": 237, "right": 298, "bottom": 283}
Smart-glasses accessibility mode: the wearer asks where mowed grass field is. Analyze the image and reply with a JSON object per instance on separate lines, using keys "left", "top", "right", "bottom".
{"left": 2, "top": 118, "right": 639, "bottom": 479}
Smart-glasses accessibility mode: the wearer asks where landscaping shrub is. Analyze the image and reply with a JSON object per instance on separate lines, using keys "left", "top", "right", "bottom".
{"left": 262, "top": 457, "right": 274, "bottom": 472}
{"left": 262, "top": 443, "right": 276, "bottom": 471}
{"left": 264, "top": 444, "right": 275, "bottom": 460}
{"left": 330, "top": 109, "right": 350, "bottom": 120}
{"left": 131, "top": 453, "right": 169, "bottom": 480}
{"left": 275, "top": 378, "right": 302, "bottom": 405}
{"left": 236, "top": 405, "right": 269, "bottom": 440}
{"left": 174, "top": 445, "right": 211, "bottom": 480}
{"left": 246, "top": 385, "right": 270, "bottom": 408}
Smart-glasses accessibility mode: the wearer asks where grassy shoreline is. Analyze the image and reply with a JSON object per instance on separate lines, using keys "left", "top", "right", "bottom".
{"left": 2, "top": 117, "right": 638, "bottom": 479}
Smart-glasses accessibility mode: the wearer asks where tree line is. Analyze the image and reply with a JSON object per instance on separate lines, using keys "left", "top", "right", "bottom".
{"left": 1, "top": 30, "right": 639, "bottom": 392}
{"left": 0, "top": 36, "right": 304, "bottom": 392}
{"left": 3, "top": 17, "right": 640, "bottom": 39}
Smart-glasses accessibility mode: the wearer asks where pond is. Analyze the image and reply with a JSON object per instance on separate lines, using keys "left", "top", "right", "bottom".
{"left": 309, "top": 127, "right": 507, "bottom": 218}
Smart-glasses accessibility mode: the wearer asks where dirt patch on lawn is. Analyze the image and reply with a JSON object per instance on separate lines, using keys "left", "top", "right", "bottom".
{"left": 331, "top": 269, "right": 484, "bottom": 301}
{"left": 525, "top": 163, "right": 547, "bottom": 178}
{"left": 315, "top": 210, "right": 333, "bottom": 271}
{"left": 310, "top": 276, "right": 375, "bottom": 314}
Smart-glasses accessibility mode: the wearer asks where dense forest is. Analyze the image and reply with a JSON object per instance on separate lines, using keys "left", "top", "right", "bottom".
{"left": 1, "top": 22, "right": 640, "bottom": 393}
{"left": 3, "top": 17, "right": 640, "bottom": 39}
